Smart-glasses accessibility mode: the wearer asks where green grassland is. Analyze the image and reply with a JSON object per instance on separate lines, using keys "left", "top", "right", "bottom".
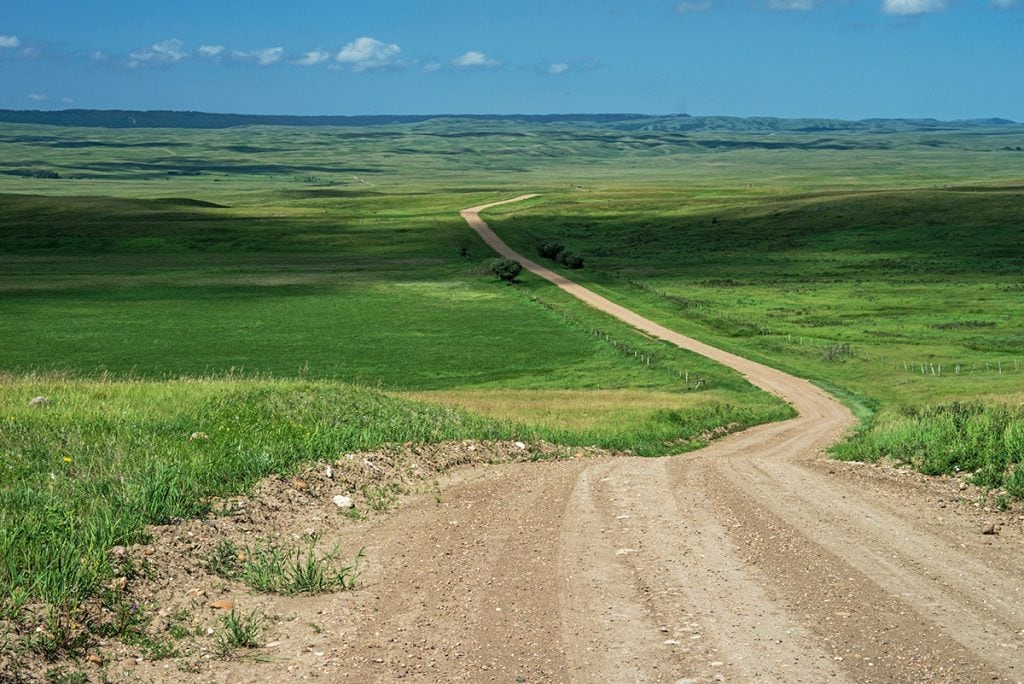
{"left": 482, "top": 175, "right": 1024, "bottom": 492}
{"left": 2, "top": 117, "right": 1023, "bottom": 626}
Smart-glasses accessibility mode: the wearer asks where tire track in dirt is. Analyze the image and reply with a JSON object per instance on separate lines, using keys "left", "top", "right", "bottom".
{"left": 459, "top": 196, "right": 1024, "bottom": 682}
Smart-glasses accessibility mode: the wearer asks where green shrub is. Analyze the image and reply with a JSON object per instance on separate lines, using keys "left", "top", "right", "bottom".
{"left": 557, "top": 251, "right": 584, "bottom": 269}
{"left": 489, "top": 258, "right": 523, "bottom": 282}
{"left": 538, "top": 241, "right": 565, "bottom": 259}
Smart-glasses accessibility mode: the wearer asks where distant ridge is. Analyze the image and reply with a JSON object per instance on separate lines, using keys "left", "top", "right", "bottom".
{"left": 0, "top": 110, "right": 649, "bottom": 129}
{"left": 0, "top": 109, "right": 1018, "bottom": 132}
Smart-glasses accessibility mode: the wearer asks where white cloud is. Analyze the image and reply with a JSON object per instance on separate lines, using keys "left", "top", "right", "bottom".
{"left": 991, "top": 0, "right": 1016, "bottom": 7}
{"left": 232, "top": 47, "right": 284, "bottom": 66}
{"left": 451, "top": 50, "right": 500, "bottom": 68}
{"left": 28, "top": 93, "right": 47, "bottom": 102}
{"left": 198, "top": 45, "right": 224, "bottom": 58}
{"left": 128, "top": 38, "right": 189, "bottom": 67}
{"left": 295, "top": 49, "right": 331, "bottom": 66}
{"left": 61, "top": 97, "right": 74, "bottom": 104}
{"left": 676, "top": 1, "right": 714, "bottom": 13}
{"left": 539, "top": 56, "right": 601, "bottom": 76}
{"left": 91, "top": 50, "right": 108, "bottom": 62}
{"left": 881, "top": 0, "right": 948, "bottom": 14}
{"left": 0, "top": 34, "right": 19, "bottom": 48}
{"left": 422, "top": 62, "right": 442, "bottom": 73}
{"left": 336, "top": 36, "right": 402, "bottom": 71}
{"left": 769, "top": 0, "right": 816, "bottom": 10}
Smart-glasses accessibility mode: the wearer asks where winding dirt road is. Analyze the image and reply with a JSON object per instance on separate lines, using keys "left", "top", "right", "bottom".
{"left": 210, "top": 196, "right": 1023, "bottom": 683}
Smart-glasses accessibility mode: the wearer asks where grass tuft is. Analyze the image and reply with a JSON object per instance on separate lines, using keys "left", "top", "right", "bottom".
{"left": 215, "top": 608, "right": 261, "bottom": 657}
{"left": 207, "top": 537, "right": 363, "bottom": 595}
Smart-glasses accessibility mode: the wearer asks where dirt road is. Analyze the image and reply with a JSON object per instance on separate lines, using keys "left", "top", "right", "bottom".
{"left": 202, "top": 197, "right": 1023, "bottom": 683}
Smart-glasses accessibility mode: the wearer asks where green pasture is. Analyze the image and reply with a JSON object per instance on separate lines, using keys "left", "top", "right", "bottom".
{"left": 484, "top": 185, "right": 1024, "bottom": 407}
{"left": 483, "top": 180, "right": 1024, "bottom": 493}
{"left": 1, "top": 117, "right": 1023, "bottom": 627}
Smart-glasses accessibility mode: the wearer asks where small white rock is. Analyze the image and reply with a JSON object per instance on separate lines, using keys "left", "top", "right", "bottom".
{"left": 28, "top": 396, "right": 50, "bottom": 408}
{"left": 332, "top": 495, "right": 354, "bottom": 510}
{"left": 664, "top": 639, "right": 681, "bottom": 645}
{"left": 324, "top": 465, "right": 334, "bottom": 479}
{"left": 513, "top": 441, "right": 526, "bottom": 450}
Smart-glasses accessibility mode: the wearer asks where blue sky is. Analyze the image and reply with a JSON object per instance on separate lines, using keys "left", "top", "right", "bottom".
{"left": 1, "top": 1, "right": 1021, "bottom": 119}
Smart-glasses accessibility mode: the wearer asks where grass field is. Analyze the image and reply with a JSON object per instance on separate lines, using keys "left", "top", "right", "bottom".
{"left": 2, "top": 117, "right": 1024, "bottom": 630}
{"left": 483, "top": 179, "right": 1024, "bottom": 490}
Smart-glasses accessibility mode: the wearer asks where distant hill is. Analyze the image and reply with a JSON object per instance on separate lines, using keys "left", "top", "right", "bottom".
{"left": 0, "top": 110, "right": 649, "bottom": 129}
{"left": 0, "top": 109, "right": 1018, "bottom": 132}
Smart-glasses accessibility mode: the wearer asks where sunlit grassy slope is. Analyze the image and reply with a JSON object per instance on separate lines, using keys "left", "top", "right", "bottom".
{"left": 0, "top": 122, "right": 802, "bottom": 449}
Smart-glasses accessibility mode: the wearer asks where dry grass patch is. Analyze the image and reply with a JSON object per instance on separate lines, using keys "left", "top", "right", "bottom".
{"left": 402, "top": 388, "right": 714, "bottom": 433}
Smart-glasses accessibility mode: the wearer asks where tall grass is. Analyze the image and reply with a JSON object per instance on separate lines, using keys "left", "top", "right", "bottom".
{"left": 0, "top": 376, "right": 506, "bottom": 609}
{"left": 832, "top": 402, "right": 1024, "bottom": 495}
{"left": 0, "top": 372, "right": 790, "bottom": 614}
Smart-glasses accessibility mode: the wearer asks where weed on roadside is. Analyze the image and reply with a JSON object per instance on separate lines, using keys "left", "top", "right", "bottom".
{"left": 207, "top": 538, "right": 363, "bottom": 595}
{"left": 28, "top": 606, "right": 91, "bottom": 662}
{"left": 205, "top": 539, "right": 242, "bottom": 579}
{"left": 362, "top": 483, "right": 400, "bottom": 512}
{"left": 214, "top": 608, "right": 261, "bottom": 657}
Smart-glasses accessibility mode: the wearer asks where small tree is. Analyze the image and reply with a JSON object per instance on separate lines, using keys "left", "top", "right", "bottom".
{"left": 489, "top": 257, "right": 523, "bottom": 282}
{"left": 538, "top": 241, "right": 565, "bottom": 259}
{"left": 557, "top": 251, "right": 584, "bottom": 269}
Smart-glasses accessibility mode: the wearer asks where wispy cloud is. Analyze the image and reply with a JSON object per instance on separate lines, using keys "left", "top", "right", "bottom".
{"left": 769, "top": 0, "right": 817, "bottom": 10}
{"left": 231, "top": 47, "right": 284, "bottom": 66}
{"left": 198, "top": 45, "right": 224, "bottom": 59}
{"left": 881, "top": 0, "right": 949, "bottom": 14}
{"left": 0, "top": 34, "right": 19, "bottom": 48}
{"left": 676, "top": 1, "right": 714, "bottom": 13}
{"left": 28, "top": 93, "right": 47, "bottom": 102}
{"left": 422, "top": 62, "right": 442, "bottom": 73}
{"left": 991, "top": 0, "right": 1016, "bottom": 8}
{"left": 336, "top": 37, "right": 402, "bottom": 71}
{"left": 295, "top": 49, "right": 331, "bottom": 66}
{"left": 128, "top": 38, "right": 188, "bottom": 67}
{"left": 451, "top": 50, "right": 501, "bottom": 68}
{"left": 541, "top": 57, "right": 601, "bottom": 76}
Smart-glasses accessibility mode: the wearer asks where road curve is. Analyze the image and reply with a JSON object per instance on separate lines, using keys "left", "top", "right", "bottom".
{"left": 461, "top": 195, "right": 843, "bottom": 429}
{"left": 211, "top": 197, "right": 1024, "bottom": 683}
{"left": 451, "top": 196, "right": 1024, "bottom": 682}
